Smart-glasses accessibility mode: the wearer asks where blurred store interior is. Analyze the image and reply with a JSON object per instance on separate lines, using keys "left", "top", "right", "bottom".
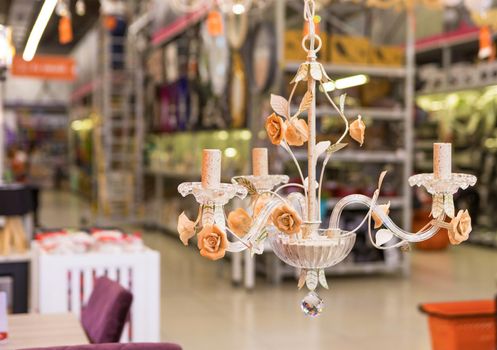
{"left": 0, "top": 0, "right": 496, "bottom": 349}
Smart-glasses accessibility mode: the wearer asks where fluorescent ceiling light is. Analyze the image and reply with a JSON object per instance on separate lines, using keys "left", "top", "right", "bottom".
{"left": 321, "top": 74, "right": 370, "bottom": 92}
{"left": 22, "top": 0, "right": 57, "bottom": 62}
{"left": 335, "top": 74, "right": 369, "bottom": 89}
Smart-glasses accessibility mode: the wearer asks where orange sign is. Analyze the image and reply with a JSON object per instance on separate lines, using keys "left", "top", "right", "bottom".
{"left": 12, "top": 55, "right": 75, "bottom": 81}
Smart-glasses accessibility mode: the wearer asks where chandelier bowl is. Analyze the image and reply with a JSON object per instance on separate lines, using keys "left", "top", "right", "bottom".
{"left": 268, "top": 228, "right": 356, "bottom": 269}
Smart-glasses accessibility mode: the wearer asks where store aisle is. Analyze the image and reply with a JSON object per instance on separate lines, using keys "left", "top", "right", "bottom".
{"left": 40, "top": 191, "right": 497, "bottom": 350}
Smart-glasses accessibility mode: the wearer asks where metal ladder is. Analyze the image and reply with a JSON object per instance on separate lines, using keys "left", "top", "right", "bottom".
{"left": 93, "top": 13, "right": 144, "bottom": 224}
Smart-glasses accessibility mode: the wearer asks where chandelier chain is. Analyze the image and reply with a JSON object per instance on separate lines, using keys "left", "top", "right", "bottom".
{"left": 302, "top": 0, "right": 321, "bottom": 58}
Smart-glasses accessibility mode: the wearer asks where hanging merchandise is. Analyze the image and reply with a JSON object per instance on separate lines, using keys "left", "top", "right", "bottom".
{"left": 250, "top": 22, "right": 277, "bottom": 93}
{"left": 175, "top": 0, "right": 477, "bottom": 316}
{"left": 55, "top": 0, "right": 72, "bottom": 44}
{"left": 76, "top": 0, "right": 86, "bottom": 16}
{"left": 202, "top": 22, "right": 229, "bottom": 97}
{"left": 58, "top": 15, "right": 73, "bottom": 44}
{"left": 226, "top": 11, "right": 248, "bottom": 49}
{"left": 176, "top": 78, "right": 190, "bottom": 131}
{"left": 159, "top": 86, "right": 177, "bottom": 133}
{"left": 185, "top": 30, "right": 202, "bottom": 130}
{"left": 228, "top": 53, "right": 247, "bottom": 128}
{"left": 164, "top": 44, "right": 179, "bottom": 84}
{"left": 478, "top": 25, "right": 494, "bottom": 60}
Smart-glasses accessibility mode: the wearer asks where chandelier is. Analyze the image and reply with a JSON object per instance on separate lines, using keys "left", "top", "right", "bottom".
{"left": 176, "top": 0, "right": 477, "bottom": 317}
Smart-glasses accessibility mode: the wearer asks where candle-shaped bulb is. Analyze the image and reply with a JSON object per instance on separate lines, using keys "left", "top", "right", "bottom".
{"left": 201, "top": 149, "right": 221, "bottom": 189}
{"left": 433, "top": 143, "right": 451, "bottom": 180}
{"left": 252, "top": 148, "right": 268, "bottom": 176}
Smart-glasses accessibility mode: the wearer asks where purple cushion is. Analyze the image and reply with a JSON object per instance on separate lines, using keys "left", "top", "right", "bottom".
{"left": 81, "top": 277, "right": 133, "bottom": 343}
{"left": 20, "top": 343, "right": 182, "bottom": 350}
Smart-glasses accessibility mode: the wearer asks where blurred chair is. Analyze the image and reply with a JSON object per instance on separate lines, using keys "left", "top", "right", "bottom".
{"left": 20, "top": 343, "right": 182, "bottom": 350}
{"left": 81, "top": 277, "right": 133, "bottom": 343}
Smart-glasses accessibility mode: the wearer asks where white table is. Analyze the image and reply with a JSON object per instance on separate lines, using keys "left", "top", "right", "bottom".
{"left": 0, "top": 313, "right": 88, "bottom": 350}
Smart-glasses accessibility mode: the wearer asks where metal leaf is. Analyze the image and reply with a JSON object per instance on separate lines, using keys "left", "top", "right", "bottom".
{"left": 291, "top": 63, "right": 309, "bottom": 83}
{"left": 318, "top": 269, "right": 329, "bottom": 289}
{"left": 233, "top": 177, "right": 257, "bottom": 196}
{"left": 431, "top": 194, "right": 444, "bottom": 218}
{"left": 298, "top": 269, "right": 307, "bottom": 290}
{"left": 314, "top": 141, "right": 331, "bottom": 159}
{"left": 327, "top": 142, "right": 348, "bottom": 154}
{"left": 375, "top": 229, "right": 394, "bottom": 246}
{"left": 270, "top": 94, "right": 289, "bottom": 118}
{"left": 320, "top": 64, "right": 332, "bottom": 82}
{"left": 339, "top": 94, "right": 347, "bottom": 114}
{"left": 444, "top": 194, "right": 455, "bottom": 218}
{"left": 378, "top": 170, "right": 388, "bottom": 189}
{"left": 310, "top": 63, "right": 323, "bottom": 81}
{"left": 305, "top": 269, "right": 318, "bottom": 291}
{"left": 298, "top": 91, "right": 313, "bottom": 115}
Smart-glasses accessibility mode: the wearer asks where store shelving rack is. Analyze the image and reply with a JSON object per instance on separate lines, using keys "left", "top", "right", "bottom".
{"left": 69, "top": 1, "right": 146, "bottom": 224}
{"left": 268, "top": 0, "right": 415, "bottom": 278}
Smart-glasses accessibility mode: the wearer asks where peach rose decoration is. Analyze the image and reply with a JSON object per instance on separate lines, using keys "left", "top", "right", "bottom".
{"left": 227, "top": 208, "right": 253, "bottom": 237}
{"left": 197, "top": 225, "right": 228, "bottom": 261}
{"left": 177, "top": 212, "right": 196, "bottom": 246}
{"left": 285, "top": 119, "right": 309, "bottom": 146}
{"left": 448, "top": 209, "right": 472, "bottom": 245}
{"left": 265, "top": 113, "right": 286, "bottom": 145}
{"left": 271, "top": 204, "right": 302, "bottom": 235}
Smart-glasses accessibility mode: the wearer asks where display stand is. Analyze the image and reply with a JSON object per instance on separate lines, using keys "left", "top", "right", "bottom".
{"left": 31, "top": 242, "right": 160, "bottom": 342}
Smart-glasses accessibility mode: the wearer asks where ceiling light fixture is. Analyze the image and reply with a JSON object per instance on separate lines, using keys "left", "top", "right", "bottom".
{"left": 22, "top": 0, "right": 57, "bottom": 62}
{"left": 321, "top": 74, "right": 370, "bottom": 92}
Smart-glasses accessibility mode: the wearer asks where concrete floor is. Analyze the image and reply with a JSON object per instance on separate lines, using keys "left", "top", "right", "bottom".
{"left": 40, "top": 191, "right": 497, "bottom": 350}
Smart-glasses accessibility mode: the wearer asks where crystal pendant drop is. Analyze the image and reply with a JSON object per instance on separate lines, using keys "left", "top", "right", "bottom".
{"left": 301, "top": 291, "right": 324, "bottom": 317}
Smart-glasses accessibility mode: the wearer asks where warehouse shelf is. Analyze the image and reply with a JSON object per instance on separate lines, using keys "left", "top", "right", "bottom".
{"left": 284, "top": 62, "right": 407, "bottom": 78}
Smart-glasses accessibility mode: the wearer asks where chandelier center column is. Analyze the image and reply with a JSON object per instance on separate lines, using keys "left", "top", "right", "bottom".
{"left": 305, "top": 0, "right": 318, "bottom": 224}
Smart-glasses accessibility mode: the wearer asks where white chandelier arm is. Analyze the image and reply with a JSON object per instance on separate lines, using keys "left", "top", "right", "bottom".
{"left": 225, "top": 195, "right": 285, "bottom": 253}
{"left": 286, "top": 192, "right": 308, "bottom": 221}
{"left": 274, "top": 183, "right": 307, "bottom": 194}
{"left": 329, "top": 194, "right": 445, "bottom": 243}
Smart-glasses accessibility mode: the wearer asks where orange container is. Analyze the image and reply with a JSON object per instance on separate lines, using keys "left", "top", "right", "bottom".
{"left": 413, "top": 209, "right": 449, "bottom": 250}
{"left": 419, "top": 300, "right": 496, "bottom": 350}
